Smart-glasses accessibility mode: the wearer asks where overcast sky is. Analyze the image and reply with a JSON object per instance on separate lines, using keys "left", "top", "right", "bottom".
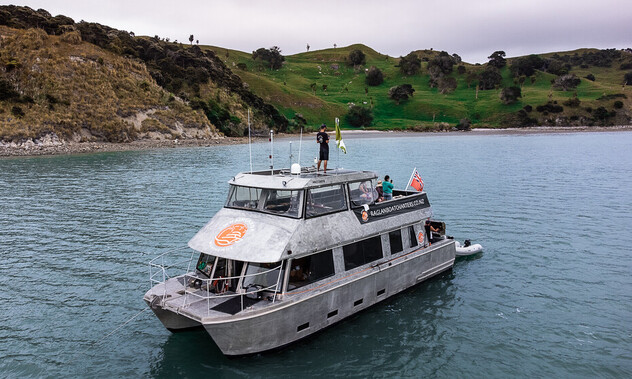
{"left": 7, "top": 0, "right": 632, "bottom": 63}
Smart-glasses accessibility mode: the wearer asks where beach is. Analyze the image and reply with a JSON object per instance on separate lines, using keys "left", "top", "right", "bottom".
{"left": 2, "top": 126, "right": 631, "bottom": 157}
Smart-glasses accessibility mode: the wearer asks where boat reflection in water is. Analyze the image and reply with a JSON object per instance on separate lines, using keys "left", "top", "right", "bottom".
{"left": 144, "top": 166, "right": 456, "bottom": 356}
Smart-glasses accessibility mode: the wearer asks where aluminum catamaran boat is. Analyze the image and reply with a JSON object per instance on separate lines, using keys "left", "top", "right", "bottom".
{"left": 144, "top": 165, "right": 456, "bottom": 356}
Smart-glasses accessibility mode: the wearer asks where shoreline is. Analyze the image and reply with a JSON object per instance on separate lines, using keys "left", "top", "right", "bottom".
{"left": 2, "top": 126, "right": 631, "bottom": 158}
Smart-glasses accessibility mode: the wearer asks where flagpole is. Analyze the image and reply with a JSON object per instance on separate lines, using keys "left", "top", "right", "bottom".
{"left": 405, "top": 167, "right": 416, "bottom": 191}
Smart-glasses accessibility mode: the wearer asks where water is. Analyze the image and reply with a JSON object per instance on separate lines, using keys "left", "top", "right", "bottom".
{"left": 1, "top": 132, "right": 631, "bottom": 378}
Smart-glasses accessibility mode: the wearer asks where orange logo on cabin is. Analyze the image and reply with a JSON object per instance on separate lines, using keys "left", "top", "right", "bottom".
{"left": 361, "top": 210, "right": 369, "bottom": 222}
{"left": 214, "top": 223, "right": 248, "bottom": 247}
{"left": 417, "top": 231, "right": 424, "bottom": 243}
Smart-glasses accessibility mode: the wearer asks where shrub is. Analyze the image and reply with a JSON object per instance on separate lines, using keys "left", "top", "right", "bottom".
{"left": 593, "top": 106, "right": 610, "bottom": 121}
{"left": 500, "top": 86, "right": 522, "bottom": 104}
{"left": 0, "top": 79, "right": 20, "bottom": 101}
{"left": 345, "top": 105, "right": 373, "bottom": 127}
{"left": 563, "top": 97, "right": 581, "bottom": 107}
{"left": 524, "top": 105, "right": 533, "bottom": 112}
{"left": 614, "top": 100, "right": 623, "bottom": 109}
{"left": 252, "top": 46, "right": 284, "bottom": 70}
{"left": 585, "top": 73, "right": 595, "bottom": 81}
{"left": 348, "top": 49, "right": 366, "bottom": 66}
{"left": 553, "top": 74, "right": 581, "bottom": 91}
{"left": 456, "top": 118, "right": 471, "bottom": 131}
{"left": 438, "top": 77, "right": 457, "bottom": 94}
{"left": 236, "top": 62, "right": 247, "bottom": 71}
{"left": 479, "top": 67, "right": 502, "bottom": 90}
{"left": 625, "top": 72, "right": 632, "bottom": 85}
{"left": 388, "top": 84, "right": 415, "bottom": 104}
{"left": 11, "top": 106, "right": 25, "bottom": 118}
{"left": 365, "top": 66, "right": 384, "bottom": 86}
{"left": 536, "top": 102, "right": 563, "bottom": 113}
{"left": 457, "top": 65, "right": 466, "bottom": 75}
{"left": 398, "top": 52, "right": 421, "bottom": 76}
{"left": 620, "top": 62, "right": 632, "bottom": 70}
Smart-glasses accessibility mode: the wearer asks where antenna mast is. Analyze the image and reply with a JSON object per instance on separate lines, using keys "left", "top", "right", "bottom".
{"left": 248, "top": 109, "right": 253, "bottom": 173}
{"left": 269, "top": 129, "right": 274, "bottom": 175}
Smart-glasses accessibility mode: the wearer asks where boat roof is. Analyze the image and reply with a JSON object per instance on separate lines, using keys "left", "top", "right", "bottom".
{"left": 229, "top": 167, "right": 378, "bottom": 190}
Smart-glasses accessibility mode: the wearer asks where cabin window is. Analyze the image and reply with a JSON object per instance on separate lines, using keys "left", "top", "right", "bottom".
{"left": 196, "top": 253, "right": 216, "bottom": 277}
{"left": 262, "top": 189, "right": 303, "bottom": 218}
{"left": 343, "top": 236, "right": 383, "bottom": 270}
{"left": 408, "top": 225, "right": 418, "bottom": 248}
{"left": 348, "top": 180, "right": 377, "bottom": 206}
{"left": 389, "top": 229, "right": 403, "bottom": 254}
{"left": 288, "top": 250, "right": 335, "bottom": 290}
{"left": 226, "top": 185, "right": 303, "bottom": 218}
{"left": 226, "top": 186, "right": 262, "bottom": 210}
{"left": 242, "top": 262, "right": 284, "bottom": 291}
{"left": 305, "top": 185, "right": 347, "bottom": 218}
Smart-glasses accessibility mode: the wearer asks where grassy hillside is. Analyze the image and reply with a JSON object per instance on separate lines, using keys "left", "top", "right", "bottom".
{"left": 211, "top": 44, "right": 632, "bottom": 130}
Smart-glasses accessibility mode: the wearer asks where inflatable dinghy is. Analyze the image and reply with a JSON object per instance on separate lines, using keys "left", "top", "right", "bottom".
{"left": 455, "top": 239, "right": 483, "bottom": 256}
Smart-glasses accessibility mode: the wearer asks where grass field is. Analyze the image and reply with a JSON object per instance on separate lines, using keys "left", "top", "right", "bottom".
{"left": 204, "top": 44, "right": 632, "bottom": 130}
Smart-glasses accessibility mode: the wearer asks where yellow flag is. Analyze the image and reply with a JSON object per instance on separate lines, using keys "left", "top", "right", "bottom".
{"left": 335, "top": 117, "right": 346, "bottom": 154}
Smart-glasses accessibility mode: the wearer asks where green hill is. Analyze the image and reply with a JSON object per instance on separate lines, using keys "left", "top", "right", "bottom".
{"left": 1, "top": 5, "right": 630, "bottom": 145}
{"left": 212, "top": 44, "right": 632, "bottom": 130}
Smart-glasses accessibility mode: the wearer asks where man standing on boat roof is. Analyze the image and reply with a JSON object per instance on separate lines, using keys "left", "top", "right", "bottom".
{"left": 316, "top": 123, "right": 329, "bottom": 173}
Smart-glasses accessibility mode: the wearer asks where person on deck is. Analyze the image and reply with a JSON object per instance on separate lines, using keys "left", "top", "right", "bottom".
{"left": 316, "top": 124, "right": 329, "bottom": 173}
{"left": 382, "top": 175, "right": 393, "bottom": 200}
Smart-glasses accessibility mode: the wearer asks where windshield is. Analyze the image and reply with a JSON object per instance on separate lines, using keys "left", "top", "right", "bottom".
{"left": 226, "top": 185, "right": 303, "bottom": 218}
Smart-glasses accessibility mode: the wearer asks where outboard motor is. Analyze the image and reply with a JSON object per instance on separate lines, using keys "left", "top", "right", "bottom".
{"left": 464, "top": 239, "right": 471, "bottom": 247}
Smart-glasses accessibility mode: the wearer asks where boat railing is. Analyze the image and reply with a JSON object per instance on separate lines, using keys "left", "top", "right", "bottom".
{"left": 181, "top": 262, "right": 285, "bottom": 316}
{"left": 148, "top": 247, "right": 197, "bottom": 300}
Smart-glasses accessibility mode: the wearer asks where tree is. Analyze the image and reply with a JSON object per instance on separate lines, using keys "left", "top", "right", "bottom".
{"left": 398, "top": 52, "right": 421, "bottom": 76}
{"left": 388, "top": 84, "right": 415, "bottom": 104}
{"left": 189, "top": 34, "right": 194, "bottom": 45}
{"left": 252, "top": 46, "right": 285, "bottom": 70}
{"left": 427, "top": 51, "right": 455, "bottom": 87}
{"left": 346, "top": 105, "right": 373, "bottom": 127}
{"left": 488, "top": 51, "right": 506, "bottom": 69}
{"left": 625, "top": 72, "right": 632, "bottom": 85}
{"left": 500, "top": 86, "right": 522, "bottom": 104}
{"left": 438, "top": 77, "right": 457, "bottom": 94}
{"left": 365, "top": 66, "right": 384, "bottom": 86}
{"left": 479, "top": 67, "right": 503, "bottom": 90}
{"left": 510, "top": 54, "right": 544, "bottom": 77}
{"left": 348, "top": 49, "right": 366, "bottom": 66}
{"left": 306, "top": 43, "right": 310, "bottom": 52}
{"left": 553, "top": 74, "right": 581, "bottom": 91}
{"left": 457, "top": 65, "right": 466, "bottom": 75}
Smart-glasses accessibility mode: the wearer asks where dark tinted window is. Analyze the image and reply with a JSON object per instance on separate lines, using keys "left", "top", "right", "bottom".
{"left": 389, "top": 229, "right": 403, "bottom": 254}
{"left": 306, "top": 185, "right": 347, "bottom": 217}
{"left": 343, "top": 236, "right": 383, "bottom": 270}
{"left": 288, "top": 250, "right": 335, "bottom": 290}
{"left": 409, "top": 225, "right": 418, "bottom": 247}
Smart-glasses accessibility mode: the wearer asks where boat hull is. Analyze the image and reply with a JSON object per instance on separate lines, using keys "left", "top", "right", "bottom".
{"left": 203, "top": 241, "right": 455, "bottom": 355}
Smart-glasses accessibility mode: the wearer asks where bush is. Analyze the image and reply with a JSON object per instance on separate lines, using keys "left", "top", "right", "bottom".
{"left": 365, "top": 66, "right": 384, "bottom": 86}
{"left": 585, "top": 73, "right": 595, "bottom": 81}
{"left": 345, "top": 105, "right": 373, "bottom": 127}
{"left": 236, "top": 62, "right": 247, "bottom": 71}
{"left": 614, "top": 100, "right": 623, "bottom": 109}
{"left": 348, "top": 49, "right": 366, "bottom": 66}
{"left": 510, "top": 54, "right": 544, "bottom": 77}
{"left": 0, "top": 79, "right": 20, "bottom": 101}
{"left": 438, "top": 77, "right": 457, "bottom": 94}
{"left": 563, "top": 97, "right": 581, "bottom": 107}
{"left": 388, "top": 84, "right": 415, "bottom": 104}
{"left": 457, "top": 65, "right": 466, "bottom": 75}
{"left": 593, "top": 106, "right": 610, "bottom": 121}
{"left": 11, "top": 106, "right": 25, "bottom": 118}
{"left": 479, "top": 67, "right": 502, "bottom": 90}
{"left": 553, "top": 74, "right": 581, "bottom": 91}
{"left": 252, "top": 46, "right": 284, "bottom": 70}
{"left": 523, "top": 105, "right": 533, "bottom": 112}
{"left": 536, "top": 102, "right": 564, "bottom": 113}
{"left": 625, "top": 72, "right": 632, "bottom": 85}
{"left": 500, "top": 86, "right": 522, "bottom": 104}
{"left": 456, "top": 118, "right": 471, "bottom": 130}
{"left": 620, "top": 62, "right": 632, "bottom": 70}
{"left": 398, "top": 52, "right": 421, "bottom": 76}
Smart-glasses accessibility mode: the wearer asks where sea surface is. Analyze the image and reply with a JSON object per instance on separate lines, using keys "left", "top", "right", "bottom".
{"left": 1, "top": 131, "right": 631, "bottom": 378}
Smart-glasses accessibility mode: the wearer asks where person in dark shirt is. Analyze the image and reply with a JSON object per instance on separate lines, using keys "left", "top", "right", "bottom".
{"left": 316, "top": 124, "right": 329, "bottom": 173}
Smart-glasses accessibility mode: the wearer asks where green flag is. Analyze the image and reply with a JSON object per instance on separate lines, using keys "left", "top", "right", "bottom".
{"left": 335, "top": 117, "right": 346, "bottom": 154}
